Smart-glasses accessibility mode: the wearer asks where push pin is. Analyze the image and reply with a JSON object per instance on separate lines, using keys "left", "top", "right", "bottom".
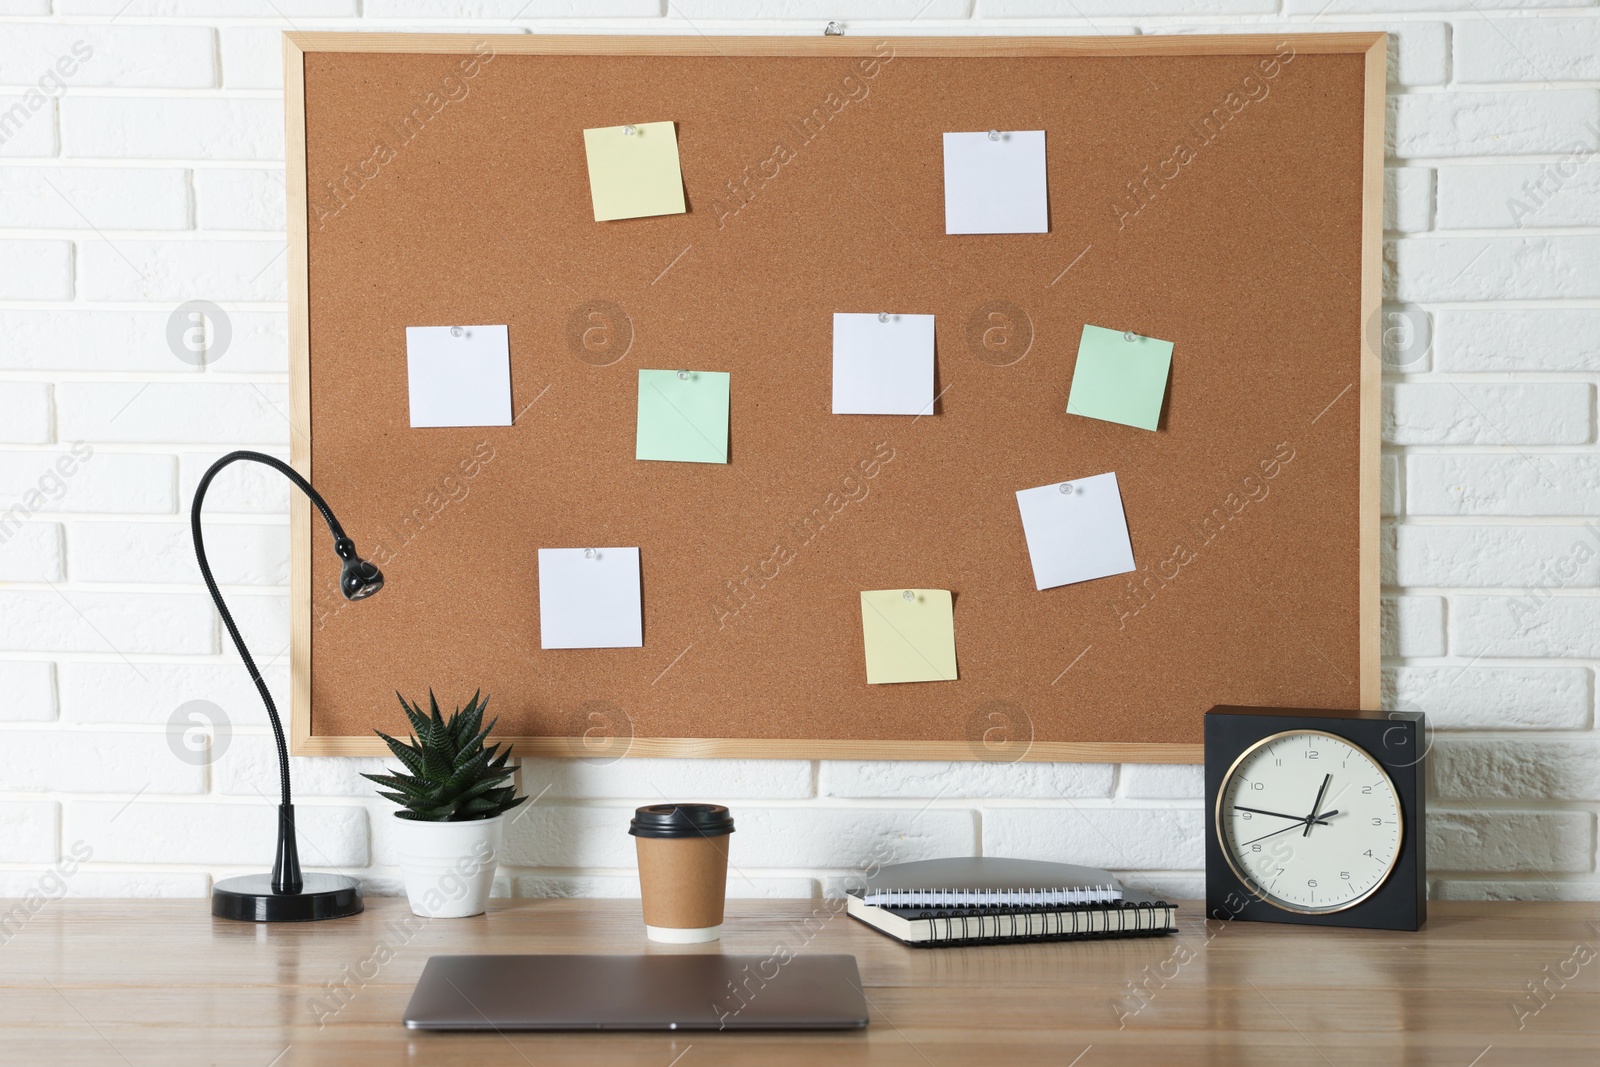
{"left": 823, "top": 20, "right": 844, "bottom": 35}
{"left": 623, "top": 124, "right": 637, "bottom": 136}
{"left": 988, "top": 129, "right": 1001, "bottom": 141}
{"left": 902, "top": 590, "right": 915, "bottom": 602}
{"left": 584, "top": 548, "right": 596, "bottom": 559}
{"left": 677, "top": 370, "right": 689, "bottom": 380}
{"left": 450, "top": 326, "right": 464, "bottom": 337}
{"left": 1123, "top": 330, "right": 1137, "bottom": 342}
{"left": 1059, "top": 482, "right": 1073, "bottom": 494}
{"left": 878, "top": 312, "right": 890, "bottom": 323}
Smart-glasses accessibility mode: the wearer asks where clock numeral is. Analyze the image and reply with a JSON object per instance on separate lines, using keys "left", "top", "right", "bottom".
{"left": 1363, "top": 849, "right": 1374, "bottom": 858}
{"left": 1361, "top": 786, "right": 1372, "bottom": 795}
{"left": 1306, "top": 879, "right": 1318, "bottom": 888}
{"left": 1371, "top": 817, "right": 1383, "bottom": 826}
{"left": 1240, "top": 811, "right": 1252, "bottom": 820}
{"left": 1250, "top": 781, "right": 1265, "bottom": 791}
{"left": 1305, "top": 750, "right": 1319, "bottom": 759}
{"left": 1274, "top": 759, "right": 1282, "bottom": 766}
{"left": 1251, "top": 844, "right": 1261, "bottom": 853}
{"left": 1340, "top": 871, "right": 1351, "bottom": 880}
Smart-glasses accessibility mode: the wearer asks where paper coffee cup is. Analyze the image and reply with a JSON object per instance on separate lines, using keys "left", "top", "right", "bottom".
{"left": 630, "top": 804, "right": 734, "bottom": 943}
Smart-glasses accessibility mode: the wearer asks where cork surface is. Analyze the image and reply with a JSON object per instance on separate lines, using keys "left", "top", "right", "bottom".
{"left": 301, "top": 43, "right": 1367, "bottom": 749}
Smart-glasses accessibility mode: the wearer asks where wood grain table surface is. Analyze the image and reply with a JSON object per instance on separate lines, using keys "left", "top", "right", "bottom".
{"left": 0, "top": 897, "right": 1595, "bottom": 1066}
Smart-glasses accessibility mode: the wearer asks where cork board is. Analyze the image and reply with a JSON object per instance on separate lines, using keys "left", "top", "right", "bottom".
{"left": 286, "top": 33, "right": 1385, "bottom": 761}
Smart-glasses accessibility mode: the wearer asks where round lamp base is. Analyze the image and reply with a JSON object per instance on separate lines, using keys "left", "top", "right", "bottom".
{"left": 212, "top": 872, "right": 364, "bottom": 922}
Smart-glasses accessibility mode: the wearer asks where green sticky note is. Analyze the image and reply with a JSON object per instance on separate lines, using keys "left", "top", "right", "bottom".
{"left": 1066, "top": 324, "right": 1174, "bottom": 431}
{"left": 859, "top": 589, "right": 958, "bottom": 685}
{"left": 636, "top": 369, "right": 729, "bottom": 464}
{"left": 583, "top": 121, "right": 687, "bottom": 222}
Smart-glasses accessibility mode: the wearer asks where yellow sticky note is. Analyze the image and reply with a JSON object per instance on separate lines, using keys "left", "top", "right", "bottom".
{"left": 582, "top": 121, "right": 687, "bottom": 222}
{"left": 859, "top": 589, "right": 958, "bottom": 685}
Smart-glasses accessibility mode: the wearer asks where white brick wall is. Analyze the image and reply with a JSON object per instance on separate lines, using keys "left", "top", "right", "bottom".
{"left": 64, "top": 801, "right": 368, "bottom": 867}
{"left": 1434, "top": 310, "right": 1600, "bottom": 373}
{"left": 58, "top": 660, "right": 286, "bottom": 725}
{"left": 62, "top": 97, "right": 285, "bottom": 160}
{"left": 1454, "top": 18, "right": 1600, "bottom": 83}
{"left": 0, "top": 448, "right": 176, "bottom": 512}
{"left": 820, "top": 760, "right": 1114, "bottom": 798}
{"left": 0, "top": 3, "right": 1595, "bottom": 904}
{"left": 985, "top": 806, "right": 1205, "bottom": 871}
{"left": 0, "top": 240, "right": 72, "bottom": 299}
{"left": 0, "top": 521, "right": 60, "bottom": 581}
{"left": 0, "top": 730, "right": 205, "bottom": 793}
{"left": 0, "top": 383, "right": 51, "bottom": 444}
{"left": 0, "top": 661, "right": 56, "bottom": 722}
{"left": 1384, "top": 383, "right": 1592, "bottom": 445}
{"left": 0, "top": 167, "right": 190, "bottom": 229}
{"left": 1389, "top": 90, "right": 1599, "bottom": 157}
{"left": 56, "top": 382, "right": 289, "bottom": 443}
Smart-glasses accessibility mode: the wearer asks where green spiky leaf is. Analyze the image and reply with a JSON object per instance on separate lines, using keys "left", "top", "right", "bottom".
{"left": 367, "top": 691, "right": 529, "bottom": 822}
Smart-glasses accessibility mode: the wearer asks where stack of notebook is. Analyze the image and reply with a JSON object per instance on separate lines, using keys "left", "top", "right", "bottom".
{"left": 846, "top": 857, "right": 1177, "bottom": 947}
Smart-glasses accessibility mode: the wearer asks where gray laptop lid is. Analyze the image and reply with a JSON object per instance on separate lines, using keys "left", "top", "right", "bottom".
{"left": 404, "top": 954, "right": 869, "bottom": 1031}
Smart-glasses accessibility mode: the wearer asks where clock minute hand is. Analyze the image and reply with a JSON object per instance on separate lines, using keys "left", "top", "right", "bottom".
{"left": 1303, "top": 773, "right": 1332, "bottom": 838}
{"left": 1232, "top": 805, "right": 1318, "bottom": 821}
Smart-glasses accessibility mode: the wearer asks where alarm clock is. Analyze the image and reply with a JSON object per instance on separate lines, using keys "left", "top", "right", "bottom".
{"left": 1204, "top": 705, "right": 1426, "bottom": 931}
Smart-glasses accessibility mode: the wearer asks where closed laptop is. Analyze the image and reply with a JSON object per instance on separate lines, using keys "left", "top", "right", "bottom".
{"left": 403, "top": 953, "right": 869, "bottom": 1031}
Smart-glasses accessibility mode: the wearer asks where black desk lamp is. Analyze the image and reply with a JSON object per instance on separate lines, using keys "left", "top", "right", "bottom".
{"left": 192, "top": 450, "right": 383, "bottom": 922}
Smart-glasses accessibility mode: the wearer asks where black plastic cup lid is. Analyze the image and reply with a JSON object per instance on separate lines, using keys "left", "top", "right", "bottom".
{"left": 629, "top": 803, "right": 735, "bottom": 839}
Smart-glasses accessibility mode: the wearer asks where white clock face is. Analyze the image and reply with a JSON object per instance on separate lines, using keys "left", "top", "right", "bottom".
{"left": 1218, "top": 730, "right": 1403, "bottom": 914}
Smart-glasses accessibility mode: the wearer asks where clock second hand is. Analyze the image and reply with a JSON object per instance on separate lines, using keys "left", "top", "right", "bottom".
{"left": 1233, "top": 805, "right": 1317, "bottom": 821}
{"left": 1238, "top": 813, "right": 1338, "bottom": 848}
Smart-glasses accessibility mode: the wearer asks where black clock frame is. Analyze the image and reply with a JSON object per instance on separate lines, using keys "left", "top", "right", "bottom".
{"left": 1204, "top": 705, "right": 1426, "bottom": 932}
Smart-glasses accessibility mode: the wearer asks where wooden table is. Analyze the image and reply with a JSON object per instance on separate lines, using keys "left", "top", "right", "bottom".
{"left": 1, "top": 898, "right": 1595, "bottom": 1065}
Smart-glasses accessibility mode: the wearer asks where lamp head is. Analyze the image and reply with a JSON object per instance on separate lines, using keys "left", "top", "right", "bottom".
{"left": 333, "top": 538, "right": 384, "bottom": 601}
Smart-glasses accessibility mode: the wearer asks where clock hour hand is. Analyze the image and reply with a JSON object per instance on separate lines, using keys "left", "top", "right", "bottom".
{"left": 1303, "top": 773, "right": 1332, "bottom": 837}
{"left": 1232, "top": 805, "right": 1317, "bottom": 821}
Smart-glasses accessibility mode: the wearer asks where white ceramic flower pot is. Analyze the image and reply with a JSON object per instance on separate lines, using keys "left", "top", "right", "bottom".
{"left": 393, "top": 814, "right": 504, "bottom": 918}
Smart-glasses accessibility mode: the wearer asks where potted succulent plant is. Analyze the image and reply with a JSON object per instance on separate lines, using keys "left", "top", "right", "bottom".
{"left": 364, "top": 691, "right": 527, "bottom": 918}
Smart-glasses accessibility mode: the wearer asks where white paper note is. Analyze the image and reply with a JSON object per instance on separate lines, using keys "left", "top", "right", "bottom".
{"left": 943, "top": 130, "right": 1049, "bottom": 235}
{"left": 832, "top": 313, "right": 936, "bottom": 416}
{"left": 537, "top": 547, "right": 643, "bottom": 650}
{"left": 1015, "top": 472, "right": 1136, "bottom": 591}
{"left": 405, "top": 325, "right": 513, "bottom": 428}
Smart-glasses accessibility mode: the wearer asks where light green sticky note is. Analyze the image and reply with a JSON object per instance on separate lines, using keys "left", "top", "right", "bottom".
{"left": 859, "top": 589, "right": 958, "bottom": 685}
{"left": 1066, "top": 324, "right": 1174, "bottom": 431}
{"left": 636, "top": 369, "right": 729, "bottom": 464}
{"left": 582, "top": 121, "right": 687, "bottom": 222}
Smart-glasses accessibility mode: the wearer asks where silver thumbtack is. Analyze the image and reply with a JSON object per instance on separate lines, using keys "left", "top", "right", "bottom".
{"left": 988, "top": 129, "right": 1001, "bottom": 141}
{"left": 623, "top": 124, "right": 637, "bottom": 136}
{"left": 1059, "top": 482, "right": 1073, "bottom": 494}
{"left": 902, "top": 590, "right": 915, "bottom": 602}
{"left": 1123, "top": 330, "right": 1137, "bottom": 342}
{"left": 877, "top": 312, "right": 889, "bottom": 323}
{"left": 450, "top": 326, "right": 463, "bottom": 337}
{"left": 823, "top": 20, "right": 844, "bottom": 35}
{"left": 677, "top": 369, "right": 689, "bottom": 380}
{"left": 584, "top": 548, "right": 596, "bottom": 559}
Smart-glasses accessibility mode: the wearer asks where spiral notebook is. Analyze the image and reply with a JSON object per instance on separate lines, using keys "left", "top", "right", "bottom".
{"left": 846, "top": 857, "right": 1177, "bottom": 947}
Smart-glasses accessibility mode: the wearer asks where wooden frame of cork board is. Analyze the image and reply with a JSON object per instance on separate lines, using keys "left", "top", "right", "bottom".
{"left": 284, "top": 31, "right": 1385, "bottom": 761}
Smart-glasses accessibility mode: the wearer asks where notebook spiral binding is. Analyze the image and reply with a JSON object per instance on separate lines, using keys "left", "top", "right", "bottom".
{"left": 900, "top": 899, "right": 1174, "bottom": 948}
{"left": 865, "top": 883, "right": 1122, "bottom": 908}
